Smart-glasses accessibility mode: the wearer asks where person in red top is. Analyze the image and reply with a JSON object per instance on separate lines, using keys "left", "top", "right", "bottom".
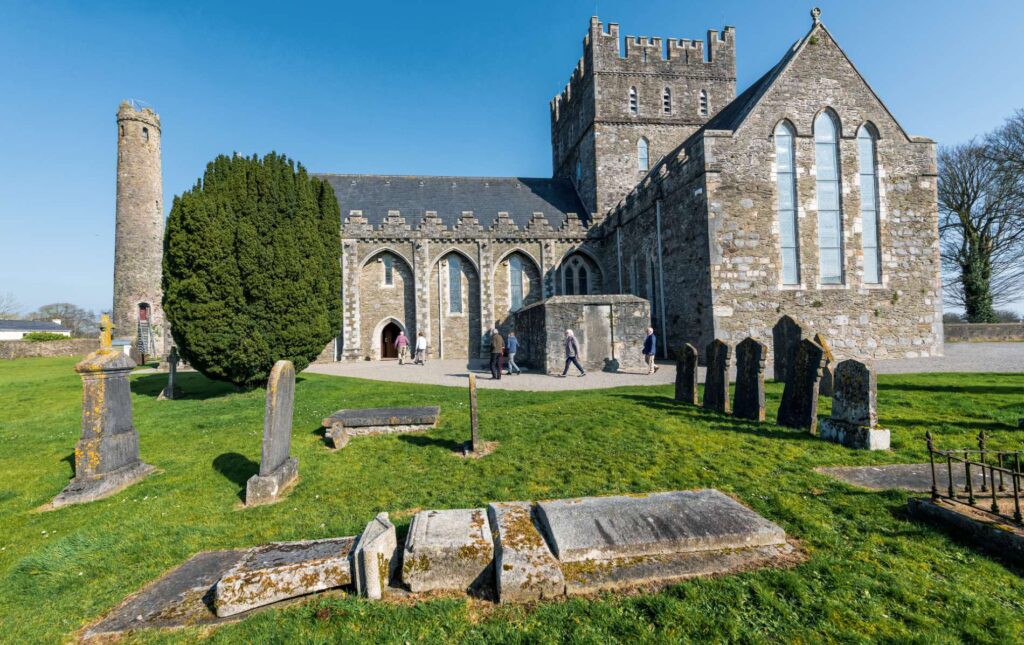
{"left": 395, "top": 331, "right": 410, "bottom": 365}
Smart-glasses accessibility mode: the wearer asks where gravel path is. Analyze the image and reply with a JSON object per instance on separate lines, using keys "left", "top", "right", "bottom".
{"left": 303, "top": 342, "right": 1023, "bottom": 391}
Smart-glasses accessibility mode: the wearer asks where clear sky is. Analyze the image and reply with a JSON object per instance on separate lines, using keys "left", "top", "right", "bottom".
{"left": 2, "top": 0, "right": 1023, "bottom": 316}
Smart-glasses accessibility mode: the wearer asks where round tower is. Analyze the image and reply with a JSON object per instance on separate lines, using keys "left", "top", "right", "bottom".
{"left": 113, "top": 100, "right": 165, "bottom": 360}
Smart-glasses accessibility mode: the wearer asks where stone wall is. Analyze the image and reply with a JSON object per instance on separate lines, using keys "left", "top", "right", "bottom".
{"left": 944, "top": 323, "right": 1024, "bottom": 343}
{"left": 0, "top": 339, "right": 99, "bottom": 360}
{"left": 513, "top": 295, "right": 649, "bottom": 373}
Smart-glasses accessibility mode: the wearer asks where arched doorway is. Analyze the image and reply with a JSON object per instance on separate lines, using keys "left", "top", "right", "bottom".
{"left": 380, "top": 321, "right": 401, "bottom": 359}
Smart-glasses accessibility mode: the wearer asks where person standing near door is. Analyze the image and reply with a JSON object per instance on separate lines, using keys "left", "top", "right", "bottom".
{"left": 489, "top": 327, "right": 505, "bottom": 380}
{"left": 395, "top": 331, "right": 410, "bottom": 365}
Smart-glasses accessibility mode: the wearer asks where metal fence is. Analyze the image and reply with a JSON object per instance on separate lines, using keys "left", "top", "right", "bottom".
{"left": 926, "top": 430, "right": 1023, "bottom": 525}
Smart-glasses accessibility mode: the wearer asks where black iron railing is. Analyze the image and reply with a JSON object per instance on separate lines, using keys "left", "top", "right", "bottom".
{"left": 926, "top": 430, "right": 1023, "bottom": 525}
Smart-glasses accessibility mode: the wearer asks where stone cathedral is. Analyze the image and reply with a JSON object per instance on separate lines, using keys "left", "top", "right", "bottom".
{"left": 115, "top": 10, "right": 943, "bottom": 365}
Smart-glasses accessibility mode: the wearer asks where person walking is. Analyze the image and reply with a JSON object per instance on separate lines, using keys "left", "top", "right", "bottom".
{"left": 395, "top": 331, "right": 409, "bottom": 365}
{"left": 506, "top": 331, "right": 522, "bottom": 375}
{"left": 643, "top": 326, "right": 658, "bottom": 374}
{"left": 414, "top": 331, "right": 428, "bottom": 365}
{"left": 560, "top": 329, "right": 585, "bottom": 377}
{"left": 489, "top": 327, "right": 505, "bottom": 379}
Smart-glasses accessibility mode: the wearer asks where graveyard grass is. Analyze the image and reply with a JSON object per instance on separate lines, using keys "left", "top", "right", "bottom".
{"left": 1, "top": 358, "right": 1023, "bottom": 643}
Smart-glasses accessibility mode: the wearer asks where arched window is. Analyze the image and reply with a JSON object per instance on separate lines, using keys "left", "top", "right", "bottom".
{"left": 382, "top": 255, "right": 394, "bottom": 286}
{"left": 509, "top": 255, "right": 525, "bottom": 310}
{"left": 629, "top": 87, "right": 638, "bottom": 115}
{"left": 563, "top": 256, "right": 590, "bottom": 295}
{"left": 858, "top": 124, "right": 882, "bottom": 283}
{"left": 774, "top": 121, "right": 800, "bottom": 285}
{"left": 564, "top": 265, "right": 575, "bottom": 295}
{"left": 637, "top": 138, "right": 649, "bottom": 172}
{"left": 698, "top": 90, "right": 708, "bottom": 117}
{"left": 814, "top": 111, "right": 844, "bottom": 284}
{"left": 448, "top": 256, "right": 463, "bottom": 313}
{"left": 663, "top": 87, "right": 672, "bottom": 114}
{"left": 141, "top": 126, "right": 149, "bottom": 142}
{"left": 575, "top": 158, "right": 582, "bottom": 186}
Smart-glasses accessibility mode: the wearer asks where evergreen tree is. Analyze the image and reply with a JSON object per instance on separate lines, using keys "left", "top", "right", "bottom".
{"left": 163, "top": 153, "right": 342, "bottom": 387}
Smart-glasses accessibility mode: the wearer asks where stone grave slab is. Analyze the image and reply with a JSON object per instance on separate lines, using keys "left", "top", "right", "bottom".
{"left": 214, "top": 537, "right": 355, "bottom": 617}
{"left": 816, "top": 463, "right": 989, "bottom": 493}
{"left": 733, "top": 337, "right": 767, "bottom": 422}
{"left": 702, "top": 340, "right": 732, "bottom": 414}
{"left": 322, "top": 406, "right": 440, "bottom": 449}
{"left": 813, "top": 332, "right": 835, "bottom": 397}
{"left": 674, "top": 343, "right": 699, "bottom": 405}
{"left": 772, "top": 315, "right": 803, "bottom": 383}
{"left": 487, "top": 501, "right": 565, "bottom": 602}
{"left": 402, "top": 508, "right": 494, "bottom": 593}
{"left": 536, "top": 490, "right": 786, "bottom": 563}
{"left": 818, "top": 359, "right": 889, "bottom": 450}
{"left": 776, "top": 339, "right": 825, "bottom": 431}
{"left": 246, "top": 360, "right": 298, "bottom": 505}
{"left": 352, "top": 512, "right": 398, "bottom": 600}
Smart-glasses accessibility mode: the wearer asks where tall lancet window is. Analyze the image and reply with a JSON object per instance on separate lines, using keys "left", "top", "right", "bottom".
{"left": 448, "top": 256, "right": 463, "bottom": 314}
{"left": 858, "top": 124, "right": 882, "bottom": 283}
{"left": 637, "top": 137, "right": 649, "bottom": 172}
{"left": 814, "top": 111, "right": 844, "bottom": 284}
{"left": 774, "top": 121, "right": 800, "bottom": 285}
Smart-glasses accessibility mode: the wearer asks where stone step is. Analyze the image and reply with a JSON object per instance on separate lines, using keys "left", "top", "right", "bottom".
{"left": 487, "top": 502, "right": 565, "bottom": 602}
{"left": 401, "top": 508, "right": 494, "bottom": 593}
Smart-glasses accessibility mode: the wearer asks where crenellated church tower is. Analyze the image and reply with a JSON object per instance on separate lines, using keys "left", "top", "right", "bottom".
{"left": 551, "top": 16, "right": 736, "bottom": 216}
{"left": 113, "top": 100, "right": 165, "bottom": 360}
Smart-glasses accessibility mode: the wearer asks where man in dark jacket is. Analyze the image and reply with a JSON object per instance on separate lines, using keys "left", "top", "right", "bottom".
{"left": 489, "top": 327, "right": 505, "bottom": 379}
{"left": 643, "top": 326, "right": 658, "bottom": 375}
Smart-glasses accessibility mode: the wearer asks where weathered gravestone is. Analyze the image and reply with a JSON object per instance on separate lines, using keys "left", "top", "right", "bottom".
{"left": 158, "top": 346, "right": 181, "bottom": 400}
{"left": 245, "top": 360, "right": 298, "bottom": 506}
{"left": 468, "top": 373, "right": 480, "bottom": 453}
{"left": 674, "top": 343, "right": 699, "bottom": 405}
{"left": 733, "top": 337, "right": 767, "bottom": 421}
{"left": 813, "top": 332, "right": 835, "bottom": 397}
{"left": 702, "top": 340, "right": 732, "bottom": 414}
{"left": 772, "top": 315, "right": 803, "bottom": 383}
{"left": 352, "top": 512, "right": 398, "bottom": 600}
{"left": 776, "top": 339, "right": 826, "bottom": 431}
{"left": 819, "top": 360, "right": 890, "bottom": 449}
{"left": 51, "top": 316, "right": 156, "bottom": 509}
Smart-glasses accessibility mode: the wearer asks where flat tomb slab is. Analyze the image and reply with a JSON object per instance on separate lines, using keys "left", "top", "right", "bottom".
{"left": 487, "top": 502, "right": 565, "bottom": 602}
{"left": 536, "top": 490, "right": 786, "bottom": 563}
{"left": 817, "top": 464, "right": 985, "bottom": 493}
{"left": 402, "top": 508, "right": 494, "bottom": 593}
{"left": 215, "top": 537, "right": 355, "bottom": 617}
{"left": 322, "top": 406, "right": 440, "bottom": 437}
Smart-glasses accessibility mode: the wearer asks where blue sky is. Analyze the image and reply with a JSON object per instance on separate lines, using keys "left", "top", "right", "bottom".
{"left": 2, "top": 0, "right": 1023, "bottom": 315}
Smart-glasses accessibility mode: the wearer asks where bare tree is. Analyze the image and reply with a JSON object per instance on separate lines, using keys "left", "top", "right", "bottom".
{"left": 29, "top": 303, "right": 99, "bottom": 337}
{"left": 938, "top": 139, "right": 1024, "bottom": 322}
{"left": 0, "top": 292, "right": 20, "bottom": 319}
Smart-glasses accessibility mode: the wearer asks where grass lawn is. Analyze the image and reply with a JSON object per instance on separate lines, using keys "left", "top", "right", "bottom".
{"left": 0, "top": 357, "right": 1023, "bottom": 643}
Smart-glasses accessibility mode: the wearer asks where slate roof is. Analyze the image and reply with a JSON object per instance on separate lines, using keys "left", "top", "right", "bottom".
{"left": 0, "top": 319, "right": 70, "bottom": 332}
{"left": 317, "top": 175, "right": 589, "bottom": 230}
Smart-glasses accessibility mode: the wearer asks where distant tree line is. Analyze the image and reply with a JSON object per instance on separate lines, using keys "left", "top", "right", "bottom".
{"left": 939, "top": 111, "right": 1024, "bottom": 322}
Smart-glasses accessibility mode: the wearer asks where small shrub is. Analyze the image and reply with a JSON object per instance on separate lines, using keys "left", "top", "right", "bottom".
{"left": 21, "top": 332, "right": 68, "bottom": 342}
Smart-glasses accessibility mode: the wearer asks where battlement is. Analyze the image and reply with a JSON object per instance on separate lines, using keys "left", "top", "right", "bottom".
{"left": 117, "top": 100, "right": 160, "bottom": 130}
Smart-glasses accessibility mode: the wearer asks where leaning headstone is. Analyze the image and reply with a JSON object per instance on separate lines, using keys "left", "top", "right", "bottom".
{"left": 776, "top": 339, "right": 825, "bottom": 431}
{"left": 702, "top": 340, "right": 732, "bottom": 413}
{"left": 819, "top": 360, "right": 890, "bottom": 449}
{"left": 245, "top": 360, "right": 298, "bottom": 506}
{"left": 772, "top": 315, "right": 803, "bottom": 383}
{"left": 733, "top": 337, "right": 767, "bottom": 421}
{"left": 468, "top": 373, "right": 479, "bottom": 453}
{"left": 51, "top": 315, "right": 155, "bottom": 509}
{"left": 674, "top": 343, "right": 699, "bottom": 405}
{"left": 352, "top": 512, "right": 398, "bottom": 600}
{"left": 158, "top": 346, "right": 181, "bottom": 400}
{"left": 813, "top": 332, "right": 835, "bottom": 397}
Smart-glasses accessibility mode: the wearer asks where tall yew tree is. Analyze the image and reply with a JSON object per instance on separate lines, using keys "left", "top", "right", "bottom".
{"left": 163, "top": 153, "right": 342, "bottom": 387}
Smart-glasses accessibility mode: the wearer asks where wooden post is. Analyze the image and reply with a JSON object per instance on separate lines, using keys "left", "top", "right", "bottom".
{"left": 468, "top": 373, "right": 479, "bottom": 453}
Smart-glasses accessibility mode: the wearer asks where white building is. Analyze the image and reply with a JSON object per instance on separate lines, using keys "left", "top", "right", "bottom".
{"left": 0, "top": 320, "right": 72, "bottom": 341}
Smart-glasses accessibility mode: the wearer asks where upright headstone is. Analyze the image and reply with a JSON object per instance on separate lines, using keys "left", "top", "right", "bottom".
{"left": 674, "top": 343, "right": 699, "bottom": 405}
{"left": 776, "top": 339, "right": 825, "bottom": 431}
{"left": 733, "top": 337, "right": 767, "bottom": 421}
{"left": 813, "top": 332, "right": 835, "bottom": 397}
{"left": 158, "top": 346, "right": 181, "bottom": 400}
{"left": 245, "top": 360, "right": 298, "bottom": 506}
{"left": 702, "top": 340, "right": 732, "bottom": 414}
{"left": 772, "top": 315, "right": 803, "bottom": 383}
{"left": 51, "top": 315, "right": 155, "bottom": 509}
{"left": 819, "top": 360, "right": 890, "bottom": 449}
{"left": 468, "top": 373, "right": 479, "bottom": 454}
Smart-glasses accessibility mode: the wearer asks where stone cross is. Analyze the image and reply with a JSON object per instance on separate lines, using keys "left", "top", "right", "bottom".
{"left": 50, "top": 346, "right": 155, "bottom": 508}
{"left": 776, "top": 339, "right": 825, "bottom": 431}
{"left": 674, "top": 343, "right": 699, "bottom": 405}
{"left": 245, "top": 360, "right": 299, "bottom": 506}
{"left": 159, "top": 347, "right": 180, "bottom": 400}
{"left": 99, "top": 314, "right": 114, "bottom": 350}
{"left": 819, "top": 360, "right": 889, "bottom": 449}
{"left": 813, "top": 332, "right": 835, "bottom": 397}
{"left": 733, "top": 337, "right": 767, "bottom": 422}
{"left": 772, "top": 315, "right": 803, "bottom": 384}
{"left": 468, "top": 373, "right": 479, "bottom": 453}
{"left": 702, "top": 339, "right": 732, "bottom": 414}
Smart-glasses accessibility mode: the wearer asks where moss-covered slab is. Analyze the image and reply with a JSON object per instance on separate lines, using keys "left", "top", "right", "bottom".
{"left": 402, "top": 508, "right": 493, "bottom": 593}
{"left": 487, "top": 501, "right": 565, "bottom": 602}
{"left": 352, "top": 512, "right": 398, "bottom": 600}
